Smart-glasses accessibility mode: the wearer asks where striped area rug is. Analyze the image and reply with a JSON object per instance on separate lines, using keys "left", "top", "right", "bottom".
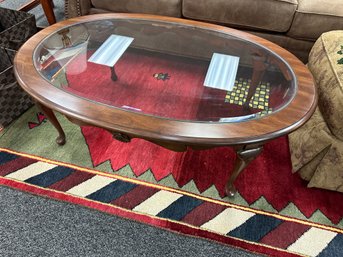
{"left": 0, "top": 149, "right": 342, "bottom": 257}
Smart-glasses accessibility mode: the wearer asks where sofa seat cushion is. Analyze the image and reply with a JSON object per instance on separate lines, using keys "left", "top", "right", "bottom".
{"left": 287, "top": 0, "right": 343, "bottom": 40}
{"left": 308, "top": 30, "right": 343, "bottom": 140}
{"left": 182, "top": 0, "right": 297, "bottom": 32}
{"left": 91, "top": 0, "right": 182, "bottom": 17}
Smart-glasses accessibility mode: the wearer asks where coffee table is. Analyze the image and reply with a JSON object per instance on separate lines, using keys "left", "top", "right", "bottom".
{"left": 13, "top": 14, "right": 317, "bottom": 196}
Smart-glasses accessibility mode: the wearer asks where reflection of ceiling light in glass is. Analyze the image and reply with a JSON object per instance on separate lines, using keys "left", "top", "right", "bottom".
{"left": 88, "top": 34, "right": 134, "bottom": 67}
{"left": 121, "top": 105, "right": 142, "bottom": 112}
{"left": 219, "top": 113, "right": 256, "bottom": 123}
{"left": 204, "top": 53, "right": 240, "bottom": 91}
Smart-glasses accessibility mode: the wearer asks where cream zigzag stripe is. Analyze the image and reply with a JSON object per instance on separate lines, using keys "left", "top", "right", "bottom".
{"left": 201, "top": 208, "right": 255, "bottom": 234}
{"left": 287, "top": 227, "right": 337, "bottom": 256}
{"left": 5, "top": 162, "right": 57, "bottom": 180}
{"left": 66, "top": 175, "right": 117, "bottom": 197}
{"left": 133, "top": 190, "right": 183, "bottom": 216}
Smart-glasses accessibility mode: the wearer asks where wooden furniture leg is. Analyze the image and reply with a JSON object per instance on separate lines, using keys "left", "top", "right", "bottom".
{"left": 40, "top": 0, "right": 56, "bottom": 24}
{"left": 36, "top": 102, "right": 66, "bottom": 145}
{"left": 226, "top": 145, "right": 263, "bottom": 197}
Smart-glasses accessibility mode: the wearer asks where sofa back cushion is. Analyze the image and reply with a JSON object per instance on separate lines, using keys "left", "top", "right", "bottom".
{"left": 91, "top": 0, "right": 182, "bottom": 17}
{"left": 182, "top": 0, "right": 298, "bottom": 32}
{"left": 287, "top": 0, "right": 343, "bottom": 41}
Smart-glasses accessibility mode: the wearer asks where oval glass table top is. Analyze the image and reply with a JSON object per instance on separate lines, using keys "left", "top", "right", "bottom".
{"left": 33, "top": 17, "right": 297, "bottom": 123}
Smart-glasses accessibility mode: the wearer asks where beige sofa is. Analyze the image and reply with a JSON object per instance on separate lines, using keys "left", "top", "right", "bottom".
{"left": 65, "top": 0, "right": 343, "bottom": 63}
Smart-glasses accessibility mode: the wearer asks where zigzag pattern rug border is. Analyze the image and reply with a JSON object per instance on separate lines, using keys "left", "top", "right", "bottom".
{"left": 95, "top": 158, "right": 343, "bottom": 229}
{"left": 0, "top": 177, "right": 302, "bottom": 257}
{"left": 110, "top": 161, "right": 343, "bottom": 228}
{"left": 2, "top": 149, "right": 343, "bottom": 257}
{"left": 0, "top": 150, "right": 305, "bottom": 257}
{"left": 78, "top": 128, "right": 343, "bottom": 228}
{"left": 1, "top": 147, "right": 342, "bottom": 235}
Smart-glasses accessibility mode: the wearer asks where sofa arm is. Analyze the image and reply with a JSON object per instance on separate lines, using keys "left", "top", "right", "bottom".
{"left": 65, "top": 0, "right": 92, "bottom": 18}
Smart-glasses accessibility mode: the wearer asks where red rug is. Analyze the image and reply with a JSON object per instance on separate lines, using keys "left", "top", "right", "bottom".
{"left": 0, "top": 47, "right": 341, "bottom": 257}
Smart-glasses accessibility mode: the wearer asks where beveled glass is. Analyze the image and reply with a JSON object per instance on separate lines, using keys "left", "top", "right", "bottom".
{"left": 33, "top": 18, "right": 296, "bottom": 123}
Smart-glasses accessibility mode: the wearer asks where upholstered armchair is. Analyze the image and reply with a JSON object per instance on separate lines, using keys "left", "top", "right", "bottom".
{"left": 289, "top": 31, "right": 343, "bottom": 193}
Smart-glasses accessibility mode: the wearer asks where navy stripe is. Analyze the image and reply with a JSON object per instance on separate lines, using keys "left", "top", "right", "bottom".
{"left": 0, "top": 152, "right": 19, "bottom": 164}
{"left": 157, "top": 196, "right": 203, "bottom": 220}
{"left": 87, "top": 180, "right": 137, "bottom": 203}
{"left": 228, "top": 214, "right": 282, "bottom": 242}
{"left": 25, "top": 166, "right": 74, "bottom": 187}
{"left": 318, "top": 233, "right": 342, "bottom": 257}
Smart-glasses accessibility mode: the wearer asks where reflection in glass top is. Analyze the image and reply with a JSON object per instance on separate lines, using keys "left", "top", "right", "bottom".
{"left": 34, "top": 19, "right": 296, "bottom": 123}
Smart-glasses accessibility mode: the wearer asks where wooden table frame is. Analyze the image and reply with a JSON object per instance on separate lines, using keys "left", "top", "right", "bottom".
{"left": 13, "top": 14, "right": 317, "bottom": 196}
{"left": 18, "top": 0, "right": 56, "bottom": 25}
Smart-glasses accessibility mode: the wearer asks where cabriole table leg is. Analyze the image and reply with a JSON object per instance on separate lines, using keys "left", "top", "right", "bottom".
{"left": 226, "top": 145, "right": 263, "bottom": 197}
{"left": 35, "top": 102, "right": 66, "bottom": 145}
